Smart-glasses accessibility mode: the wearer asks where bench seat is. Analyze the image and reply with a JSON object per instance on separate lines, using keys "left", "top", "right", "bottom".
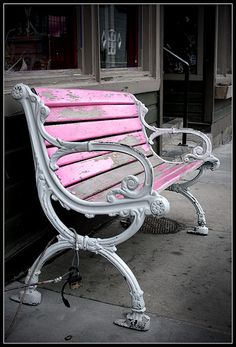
{"left": 85, "top": 159, "right": 204, "bottom": 202}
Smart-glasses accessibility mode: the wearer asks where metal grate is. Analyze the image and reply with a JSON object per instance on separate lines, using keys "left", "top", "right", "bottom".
{"left": 140, "top": 216, "right": 184, "bottom": 234}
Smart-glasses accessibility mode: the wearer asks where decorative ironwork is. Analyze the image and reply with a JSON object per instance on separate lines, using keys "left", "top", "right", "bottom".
{"left": 134, "top": 95, "right": 220, "bottom": 169}
{"left": 11, "top": 83, "right": 220, "bottom": 331}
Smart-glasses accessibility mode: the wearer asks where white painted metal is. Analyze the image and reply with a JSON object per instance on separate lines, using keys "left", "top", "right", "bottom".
{"left": 167, "top": 166, "right": 209, "bottom": 235}
{"left": 134, "top": 95, "right": 220, "bottom": 169}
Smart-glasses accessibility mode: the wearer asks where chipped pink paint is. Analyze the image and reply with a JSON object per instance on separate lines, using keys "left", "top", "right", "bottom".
{"left": 45, "top": 104, "right": 139, "bottom": 123}
{"left": 56, "top": 156, "right": 115, "bottom": 187}
{"left": 154, "top": 160, "right": 204, "bottom": 192}
{"left": 36, "top": 87, "right": 135, "bottom": 107}
{"left": 85, "top": 161, "right": 203, "bottom": 202}
{"left": 45, "top": 118, "right": 143, "bottom": 146}
{"left": 78, "top": 162, "right": 172, "bottom": 201}
{"left": 56, "top": 143, "right": 151, "bottom": 187}
{"left": 48, "top": 148, "right": 109, "bottom": 166}
{"left": 47, "top": 131, "right": 148, "bottom": 166}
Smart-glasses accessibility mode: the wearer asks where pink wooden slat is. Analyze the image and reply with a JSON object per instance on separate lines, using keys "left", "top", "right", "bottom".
{"left": 47, "top": 131, "right": 148, "bottom": 166}
{"left": 36, "top": 88, "right": 135, "bottom": 107}
{"left": 56, "top": 144, "right": 151, "bottom": 187}
{"left": 86, "top": 162, "right": 172, "bottom": 202}
{"left": 67, "top": 155, "right": 162, "bottom": 200}
{"left": 153, "top": 160, "right": 204, "bottom": 192}
{"left": 57, "top": 156, "right": 114, "bottom": 187}
{"left": 84, "top": 160, "right": 203, "bottom": 202}
{"left": 45, "top": 104, "right": 139, "bottom": 123}
{"left": 45, "top": 118, "right": 143, "bottom": 146}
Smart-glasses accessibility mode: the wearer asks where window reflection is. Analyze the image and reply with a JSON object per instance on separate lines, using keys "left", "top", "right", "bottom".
{"left": 5, "top": 5, "right": 77, "bottom": 71}
{"left": 100, "top": 5, "right": 139, "bottom": 68}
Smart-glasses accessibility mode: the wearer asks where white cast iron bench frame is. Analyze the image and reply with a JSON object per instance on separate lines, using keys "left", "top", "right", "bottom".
{"left": 10, "top": 83, "right": 220, "bottom": 331}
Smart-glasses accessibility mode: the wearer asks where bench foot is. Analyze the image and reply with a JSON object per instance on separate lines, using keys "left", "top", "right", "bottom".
{"left": 98, "top": 225, "right": 150, "bottom": 331}
{"left": 9, "top": 237, "right": 73, "bottom": 306}
{"left": 10, "top": 288, "right": 42, "bottom": 306}
{"left": 187, "top": 225, "right": 208, "bottom": 236}
{"left": 114, "top": 311, "right": 150, "bottom": 331}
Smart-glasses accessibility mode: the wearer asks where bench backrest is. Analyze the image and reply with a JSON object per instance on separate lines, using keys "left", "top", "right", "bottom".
{"left": 34, "top": 87, "right": 154, "bottom": 199}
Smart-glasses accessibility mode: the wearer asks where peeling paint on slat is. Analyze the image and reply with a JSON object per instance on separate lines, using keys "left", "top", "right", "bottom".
{"left": 153, "top": 160, "right": 203, "bottom": 192}
{"left": 56, "top": 144, "right": 151, "bottom": 187}
{"left": 45, "top": 104, "right": 138, "bottom": 123}
{"left": 67, "top": 155, "right": 162, "bottom": 199}
{"left": 47, "top": 131, "right": 147, "bottom": 166}
{"left": 77, "top": 160, "right": 203, "bottom": 202}
{"left": 36, "top": 87, "right": 135, "bottom": 107}
{"left": 45, "top": 118, "right": 143, "bottom": 145}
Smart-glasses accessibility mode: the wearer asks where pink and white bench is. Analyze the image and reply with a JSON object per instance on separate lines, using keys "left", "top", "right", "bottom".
{"left": 10, "top": 83, "right": 219, "bottom": 331}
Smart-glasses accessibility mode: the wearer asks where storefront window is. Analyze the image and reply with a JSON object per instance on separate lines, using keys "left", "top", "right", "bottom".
{"left": 5, "top": 5, "right": 77, "bottom": 71}
{"left": 4, "top": 4, "right": 159, "bottom": 93}
{"left": 99, "top": 5, "right": 139, "bottom": 68}
{"left": 164, "top": 5, "right": 198, "bottom": 74}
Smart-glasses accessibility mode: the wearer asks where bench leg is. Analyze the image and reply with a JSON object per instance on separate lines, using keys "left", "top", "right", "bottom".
{"left": 168, "top": 183, "right": 208, "bottom": 235}
{"left": 167, "top": 165, "right": 209, "bottom": 235}
{"left": 98, "top": 248, "right": 150, "bottom": 331}
{"left": 10, "top": 236, "right": 73, "bottom": 305}
{"left": 10, "top": 235, "right": 150, "bottom": 330}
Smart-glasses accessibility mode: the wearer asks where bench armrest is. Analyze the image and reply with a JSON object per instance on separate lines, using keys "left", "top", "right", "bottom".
{"left": 148, "top": 126, "right": 220, "bottom": 170}
{"left": 49, "top": 139, "right": 155, "bottom": 201}
{"left": 47, "top": 138, "right": 171, "bottom": 220}
{"left": 133, "top": 97, "right": 220, "bottom": 170}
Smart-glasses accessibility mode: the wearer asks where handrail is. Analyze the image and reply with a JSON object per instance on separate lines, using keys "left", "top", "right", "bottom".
{"left": 163, "top": 46, "right": 190, "bottom": 145}
{"left": 163, "top": 46, "right": 189, "bottom": 67}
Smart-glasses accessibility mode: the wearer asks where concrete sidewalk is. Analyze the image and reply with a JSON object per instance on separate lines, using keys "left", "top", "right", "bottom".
{"left": 4, "top": 142, "right": 232, "bottom": 343}
{"left": 4, "top": 287, "right": 231, "bottom": 343}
